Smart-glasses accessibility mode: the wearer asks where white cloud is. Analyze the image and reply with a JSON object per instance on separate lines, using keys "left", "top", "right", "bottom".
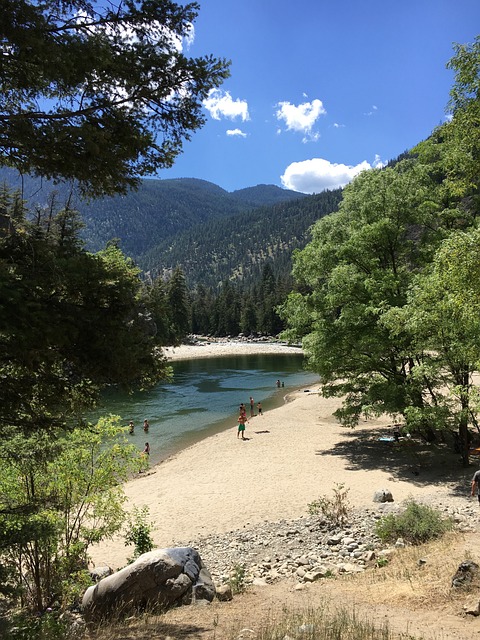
{"left": 275, "top": 99, "right": 326, "bottom": 141}
{"left": 203, "top": 89, "right": 249, "bottom": 121}
{"left": 372, "top": 154, "right": 386, "bottom": 168}
{"left": 280, "top": 157, "right": 372, "bottom": 193}
{"left": 364, "top": 105, "right": 378, "bottom": 116}
{"left": 226, "top": 128, "right": 247, "bottom": 138}
{"left": 333, "top": 122, "right": 345, "bottom": 128}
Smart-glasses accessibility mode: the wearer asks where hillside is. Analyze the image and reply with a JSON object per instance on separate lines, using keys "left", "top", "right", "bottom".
{"left": 140, "top": 188, "right": 343, "bottom": 288}
{"left": 0, "top": 169, "right": 306, "bottom": 257}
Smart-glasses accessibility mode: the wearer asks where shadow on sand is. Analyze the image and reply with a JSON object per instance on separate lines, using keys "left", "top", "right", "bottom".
{"left": 316, "top": 425, "right": 476, "bottom": 499}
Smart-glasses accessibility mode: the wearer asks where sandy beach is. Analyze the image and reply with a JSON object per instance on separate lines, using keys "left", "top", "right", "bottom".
{"left": 162, "top": 339, "right": 304, "bottom": 361}
{"left": 90, "top": 342, "right": 473, "bottom": 569}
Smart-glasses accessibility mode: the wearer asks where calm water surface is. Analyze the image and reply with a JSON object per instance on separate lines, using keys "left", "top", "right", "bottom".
{"left": 94, "top": 353, "right": 318, "bottom": 465}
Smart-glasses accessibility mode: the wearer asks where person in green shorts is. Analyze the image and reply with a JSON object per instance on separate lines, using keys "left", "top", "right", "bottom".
{"left": 237, "top": 413, "right": 248, "bottom": 440}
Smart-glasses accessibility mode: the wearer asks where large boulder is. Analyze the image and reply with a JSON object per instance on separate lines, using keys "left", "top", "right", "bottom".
{"left": 82, "top": 547, "right": 215, "bottom": 621}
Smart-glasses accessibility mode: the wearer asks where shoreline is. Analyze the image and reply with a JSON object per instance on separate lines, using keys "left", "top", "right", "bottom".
{"left": 90, "top": 341, "right": 474, "bottom": 570}
{"left": 163, "top": 339, "right": 303, "bottom": 362}
{"left": 145, "top": 341, "right": 313, "bottom": 466}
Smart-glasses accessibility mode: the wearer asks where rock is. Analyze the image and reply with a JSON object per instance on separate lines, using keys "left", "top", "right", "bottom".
{"left": 216, "top": 584, "right": 233, "bottom": 601}
{"left": 162, "top": 499, "right": 479, "bottom": 592}
{"left": 82, "top": 547, "right": 215, "bottom": 621}
{"left": 373, "top": 489, "right": 394, "bottom": 503}
{"left": 452, "top": 561, "right": 479, "bottom": 588}
{"left": 464, "top": 598, "right": 480, "bottom": 616}
{"left": 251, "top": 577, "right": 268, "bottom": 587}
{"left": 303, "top": 570, "right": 324, "bottom": 582}
{"left": 337, "top": 562, "right": 365, "bottom": 574}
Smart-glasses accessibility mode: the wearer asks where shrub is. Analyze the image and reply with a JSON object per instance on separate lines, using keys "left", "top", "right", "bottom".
{"left": 307, "top": 483, "right": 351, "bottom": 526}
{"left": 124, "top": 506, "right": 155, "bottom": 562}
{"left": 375, "top": 500, "right": 453, "bottom": 545}
{"left": 229, "top": 563, "right": 247, "bottom": 594}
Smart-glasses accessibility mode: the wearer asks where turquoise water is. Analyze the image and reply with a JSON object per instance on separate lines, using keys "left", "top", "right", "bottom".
{"left": 93, "top": 353, "right": 318, "bottom": 465}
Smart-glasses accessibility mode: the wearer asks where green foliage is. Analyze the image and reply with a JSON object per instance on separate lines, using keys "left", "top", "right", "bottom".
{"left": 375, "top": 556, "right": 390, "bottom": 568}
{"left": 6, "top": 610, "right": 68, "bottom": 640}
{"left": 280, "top": 40, "right": 480, "bottom": 460}
{"left": 124, "top": 506, "right": 155, "bottom": 563}
{"left": 0, "top": 416, "right": 142, "bottom": 611}
{"left": 0, "top": 195, "right": 169, "bottom": 437}
{"left": 229, "top": 563, "right": 247, "bottom": 594}
{"left": 307, "top": 484, "right": 351, "bottom": 526}
{"left": 140, "top": 188, "right": 342, "bottom": 290}
{"left": 0, "top": 1, "right": 229, "bottom": 197}
{"left": 375, "top": 501, "right": 453, "bottom": 545}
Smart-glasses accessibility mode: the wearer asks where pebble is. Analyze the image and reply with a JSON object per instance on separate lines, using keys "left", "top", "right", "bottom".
{"left": 171, "top": 498, "right": 479, "bottom": 587}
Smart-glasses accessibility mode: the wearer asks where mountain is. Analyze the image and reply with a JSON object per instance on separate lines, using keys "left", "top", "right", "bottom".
{"left": 0, "top": 169, "right": 307, "bottom": 257}
{"left": 0, "top": 168, "right": 342, "bottom": 290}
{"left": 140, "top": 188, "right": 343, "bottom": 288}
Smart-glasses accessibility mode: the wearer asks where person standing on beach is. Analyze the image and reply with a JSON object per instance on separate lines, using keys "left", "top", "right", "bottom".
{"left": 239, "top": 403, "right": 247, "bottom": 418}
{"left": 237, "top": 413, "right": 248, "bottom": 439}
{"left": 257, "top": 401, "right": 263, "bottom": 415}
{"left": 249, "top": 396, "right": 255, "bottom": 417}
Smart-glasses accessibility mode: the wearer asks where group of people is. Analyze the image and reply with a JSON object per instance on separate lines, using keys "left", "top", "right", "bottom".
{"left": 128, "top": 419, "right": 150, "bottom": 433}
{"left": 128, "top": 419, "right": 151, "bottom": 457}
{"left": 237, "top": 398, "right": 263, "bottom": 440}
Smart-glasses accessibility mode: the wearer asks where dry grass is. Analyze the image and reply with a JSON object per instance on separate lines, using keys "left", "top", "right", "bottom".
{"left": 335, "top": 530, "right": 480, "bottom": 610}
{"left": 87, "top": 530, "right": 480, "bottom": 640}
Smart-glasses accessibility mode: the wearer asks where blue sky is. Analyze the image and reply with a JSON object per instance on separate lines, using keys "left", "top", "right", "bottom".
{"left": 158, "top": 0, "right": 480, "bottom": 194}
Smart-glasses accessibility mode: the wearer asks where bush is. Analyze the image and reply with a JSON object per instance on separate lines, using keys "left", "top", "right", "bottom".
{"left": 229, "top": 563, "right": 247, "bottom": 594}
{"left": 307, "top": 483, "right": 351, "bottom": 526}
{"left": 375, "top": 500, "right": 453, "bottom": 545}
{"left": 124, "top": 506, "right": 155, "bottom": 562}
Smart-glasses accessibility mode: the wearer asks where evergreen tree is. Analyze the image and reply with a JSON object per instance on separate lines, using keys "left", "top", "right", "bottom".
{"left": 191, "top": 284, "right": 215, "bottom": 335}
{"left": 167, "top": 266, "right": 191, "bottom": 343}
{"left": 214, "top": 280, "right": 240, "bottom": 336}
{"left": 0, "top": 0, "right": 229, "bottom": 197}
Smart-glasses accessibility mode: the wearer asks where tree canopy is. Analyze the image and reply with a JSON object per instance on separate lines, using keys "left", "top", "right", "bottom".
{"left": 0, "top": 0, "right": 230, "bottom": 196}
{"left": 280, "top": 38, "right": 480, "bottom": 464}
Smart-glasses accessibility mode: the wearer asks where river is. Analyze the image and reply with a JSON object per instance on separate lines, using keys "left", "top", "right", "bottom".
{"left": 93, "top": 352, "right": 319, "bottom": 466}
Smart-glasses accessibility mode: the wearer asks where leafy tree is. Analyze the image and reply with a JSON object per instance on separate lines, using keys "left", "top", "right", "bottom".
{"left": 0, "top": 416, "right": 144, "bottom": 611}
{"left": 280, "top": 41, "right": 480, "bottom": 458}
{"left": 143, "top": 275, "right": 172, "bottom": 346}
{"left": 0, "top": 0, "right": 230, "bottom": 196}
{"left": 443, "top": 36, "right": 480, "bottom": 198}
{"left": 0, "top": 189, "right": 168, "bottom": 608}
{"left": 280, "top": 161, "right": 444, "bottom": 429}
{"left": 384, "top": 229, "right": 480, "bottom": 465}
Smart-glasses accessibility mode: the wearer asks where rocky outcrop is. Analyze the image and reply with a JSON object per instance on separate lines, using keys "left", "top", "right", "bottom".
{"left": 82, "top": 547, "right": 215, "bottom": 621}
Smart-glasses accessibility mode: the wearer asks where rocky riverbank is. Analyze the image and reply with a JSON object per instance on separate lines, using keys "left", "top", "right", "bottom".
{"left": 177, "top": 498, "right": 480, "bottom": 589}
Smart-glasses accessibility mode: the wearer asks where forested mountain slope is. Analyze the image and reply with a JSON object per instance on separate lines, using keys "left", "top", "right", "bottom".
{"left": 140, "top": 188, "right": 343, "bottom": 288}
{"left": 0, "top": 169, "right": 306, "bottom": 257}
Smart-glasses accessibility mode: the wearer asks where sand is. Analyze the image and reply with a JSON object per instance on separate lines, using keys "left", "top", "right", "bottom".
{"left": 90, "top": 342, "right": 473, "bottom": 569}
